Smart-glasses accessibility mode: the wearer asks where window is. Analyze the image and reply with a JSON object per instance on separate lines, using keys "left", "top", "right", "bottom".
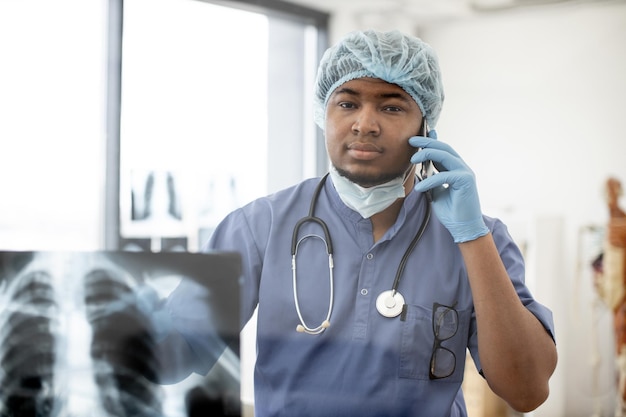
{"left": 113, "top": 0, "right": 329, "bottom": 252}
{"left": 0, "top": 0, "right": 108, "bottom": 250}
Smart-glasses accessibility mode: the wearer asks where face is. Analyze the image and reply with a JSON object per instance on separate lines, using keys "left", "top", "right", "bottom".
{"left": 325, "top": 77, "right": 423, "bottom": 188}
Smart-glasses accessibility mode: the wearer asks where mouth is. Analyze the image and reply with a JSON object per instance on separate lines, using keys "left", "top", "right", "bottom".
{"left": 347, "top": 142, "right": 382, "bottom": 160}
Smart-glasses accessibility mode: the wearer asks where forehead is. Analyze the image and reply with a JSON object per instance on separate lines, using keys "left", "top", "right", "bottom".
{"left": 331, "top": 77, "right": 417, "bottom": 105}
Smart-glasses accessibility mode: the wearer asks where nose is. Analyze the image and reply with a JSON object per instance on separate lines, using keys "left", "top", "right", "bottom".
{"left": 351, "top": 106, "right": 380, "bottom": 136}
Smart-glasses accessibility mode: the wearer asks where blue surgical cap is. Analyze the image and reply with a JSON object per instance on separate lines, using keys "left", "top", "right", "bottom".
{"left": 314, "top": 29, "right": 445, "bottom": 129}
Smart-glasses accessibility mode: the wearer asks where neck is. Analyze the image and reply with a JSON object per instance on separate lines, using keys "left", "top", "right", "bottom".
{"left": 370, "top": 170, "right": 415, "bottom": 242}
{"left": 370, "top": 199, "right": 403, "bottom": 242}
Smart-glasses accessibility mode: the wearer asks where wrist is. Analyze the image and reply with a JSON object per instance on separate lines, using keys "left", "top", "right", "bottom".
{"left": 448, "top": 218, "right": 489, "bottom": 243}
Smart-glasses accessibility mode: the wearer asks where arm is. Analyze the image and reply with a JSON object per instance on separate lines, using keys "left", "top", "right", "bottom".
{"left": 459, "top": 234, "right": 556, "bottom": 411}
{"left": 410, "top": 131, "right": 557, "bottom": 412}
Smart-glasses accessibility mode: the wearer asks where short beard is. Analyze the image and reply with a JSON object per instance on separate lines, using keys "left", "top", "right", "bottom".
{"left": 334, "top": 164, "right": 412, "bottom": 188}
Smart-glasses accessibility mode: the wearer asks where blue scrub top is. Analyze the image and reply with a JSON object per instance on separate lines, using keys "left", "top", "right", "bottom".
{"left": 200, "top": 177, "right": 555, "bottom": 417}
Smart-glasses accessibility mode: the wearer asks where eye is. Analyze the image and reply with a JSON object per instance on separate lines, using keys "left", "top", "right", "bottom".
{"left": 383, "top": 105, "right": 403, "bottom": 112}
{"left": 339, "top": 102, "right": 357, "bottom": 109}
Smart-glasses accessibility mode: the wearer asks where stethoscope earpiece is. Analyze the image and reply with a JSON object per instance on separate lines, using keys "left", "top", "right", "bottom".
{"left": 296, "top": 320, "right": 330, "bottom": 334}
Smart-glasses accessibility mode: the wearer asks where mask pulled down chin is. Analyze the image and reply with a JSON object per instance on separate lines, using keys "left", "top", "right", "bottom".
{"left": 328, "top": 165, "right": 413, "bottom": 218}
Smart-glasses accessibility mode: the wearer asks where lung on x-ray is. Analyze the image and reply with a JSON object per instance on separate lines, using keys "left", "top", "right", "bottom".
{"left": 0, "top": 251, "right": 241, "bottom": 417}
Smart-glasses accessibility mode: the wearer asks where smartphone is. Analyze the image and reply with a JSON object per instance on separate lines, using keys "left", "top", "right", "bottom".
{"left": 419, "top": 119, "right": 435, "bottom": 180}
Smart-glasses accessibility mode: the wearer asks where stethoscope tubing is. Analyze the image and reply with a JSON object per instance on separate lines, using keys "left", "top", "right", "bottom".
{"left": 291, "top": 173, "right": 431, "bottom": 334}
{"left": 389, "top": 190, "right": 432, "bottom": 294}
{"left": 291, "top": 174, "right": 333, "bottom": 257}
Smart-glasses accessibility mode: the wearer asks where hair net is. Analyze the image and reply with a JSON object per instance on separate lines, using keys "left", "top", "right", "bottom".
{"left": 314, "top": 29, "right": 445, "bottom": 130}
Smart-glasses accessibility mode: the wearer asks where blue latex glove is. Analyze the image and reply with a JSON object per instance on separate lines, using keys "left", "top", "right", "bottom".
{"left": 409, "top": 130, "right": 489, "bottom": 243}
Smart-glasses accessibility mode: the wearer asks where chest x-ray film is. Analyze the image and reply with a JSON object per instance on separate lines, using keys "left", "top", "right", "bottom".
{"left": 0, "top": 251, "right": 241, "bottom": 417}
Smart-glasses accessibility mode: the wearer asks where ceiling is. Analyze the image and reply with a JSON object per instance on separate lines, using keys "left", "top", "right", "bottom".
{"left": 282, "top": 0, "right": 607, "bottom": 25}
{"left": 285, "top": 0, "right": 470, "bottom": 18}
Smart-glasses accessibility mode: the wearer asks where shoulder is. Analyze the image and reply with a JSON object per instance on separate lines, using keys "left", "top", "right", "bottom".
{"left": 264, "top": 177, "right": 322, "bottom": 205}
{"left": 207, "top": 178, "right": 322, "bottom": 250}
{"left": 220, "top": 177, "right": 323, "bottom": 226}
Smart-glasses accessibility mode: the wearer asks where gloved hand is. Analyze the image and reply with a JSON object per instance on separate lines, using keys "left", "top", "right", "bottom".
{"left": 409, "top": 130, "right": 489, "bottom": 243}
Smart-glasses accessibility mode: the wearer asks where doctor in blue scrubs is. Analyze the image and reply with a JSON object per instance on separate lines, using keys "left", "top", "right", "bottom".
{"left": 179, "top": 29, "right": 557, "bottom": 417}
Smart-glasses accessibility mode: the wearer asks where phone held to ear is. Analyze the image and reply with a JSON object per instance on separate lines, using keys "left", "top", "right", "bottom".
{"left": 418, "top": 119, "right": 436, "bottom": 180}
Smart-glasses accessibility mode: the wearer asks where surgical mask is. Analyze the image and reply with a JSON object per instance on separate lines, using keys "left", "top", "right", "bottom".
{"left": 329, "top": 165, "right": 410, "bottom": 219}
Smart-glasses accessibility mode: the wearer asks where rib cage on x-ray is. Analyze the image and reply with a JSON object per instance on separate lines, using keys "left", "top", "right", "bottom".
{"left": 0, "top": 251, "right": 241, "bottom": 417}
{"left": 0, "top": 270, "right": 58, "bottom": 417}
{"left": 83, "top": 268, "right": 162, "bottom": 417}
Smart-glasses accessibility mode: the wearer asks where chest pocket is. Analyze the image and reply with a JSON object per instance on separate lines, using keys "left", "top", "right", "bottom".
{"left": 398, "top": 303, "right": 471, "bottom": 382}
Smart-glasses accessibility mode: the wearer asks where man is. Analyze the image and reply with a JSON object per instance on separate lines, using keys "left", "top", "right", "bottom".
{"left": 192, "top": 29, "right": 556, "bottom": 416}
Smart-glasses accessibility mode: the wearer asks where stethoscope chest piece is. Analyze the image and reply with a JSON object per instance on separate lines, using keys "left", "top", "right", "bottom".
{"left": 376, "top": 290, "right": 405, "bottom": 318}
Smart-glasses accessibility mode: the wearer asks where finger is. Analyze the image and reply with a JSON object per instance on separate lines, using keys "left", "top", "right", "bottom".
{"left": 408, "top": 135, "right": 430, "bottom": 150}
{"left": 410, "top": 148, "right": 447, "bottom": 173}
{"left": 413, "top": 172, "right": 448, "bottom": 192}
{"left": 414, "top": 170, "right": 470, "bottom": 192}
{"left": 410, "top": 148, "right": 466, "bottom": 172}
{"left": 408, "top": 137, "right": 461, "bottom": 160}
{"left": 408, "top": 136, "right": 433, "bottom": 149}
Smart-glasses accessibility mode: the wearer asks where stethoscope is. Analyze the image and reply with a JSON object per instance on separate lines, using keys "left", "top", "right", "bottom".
{"left": 291, "top": 172, "right": 432, "bottom": 335}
